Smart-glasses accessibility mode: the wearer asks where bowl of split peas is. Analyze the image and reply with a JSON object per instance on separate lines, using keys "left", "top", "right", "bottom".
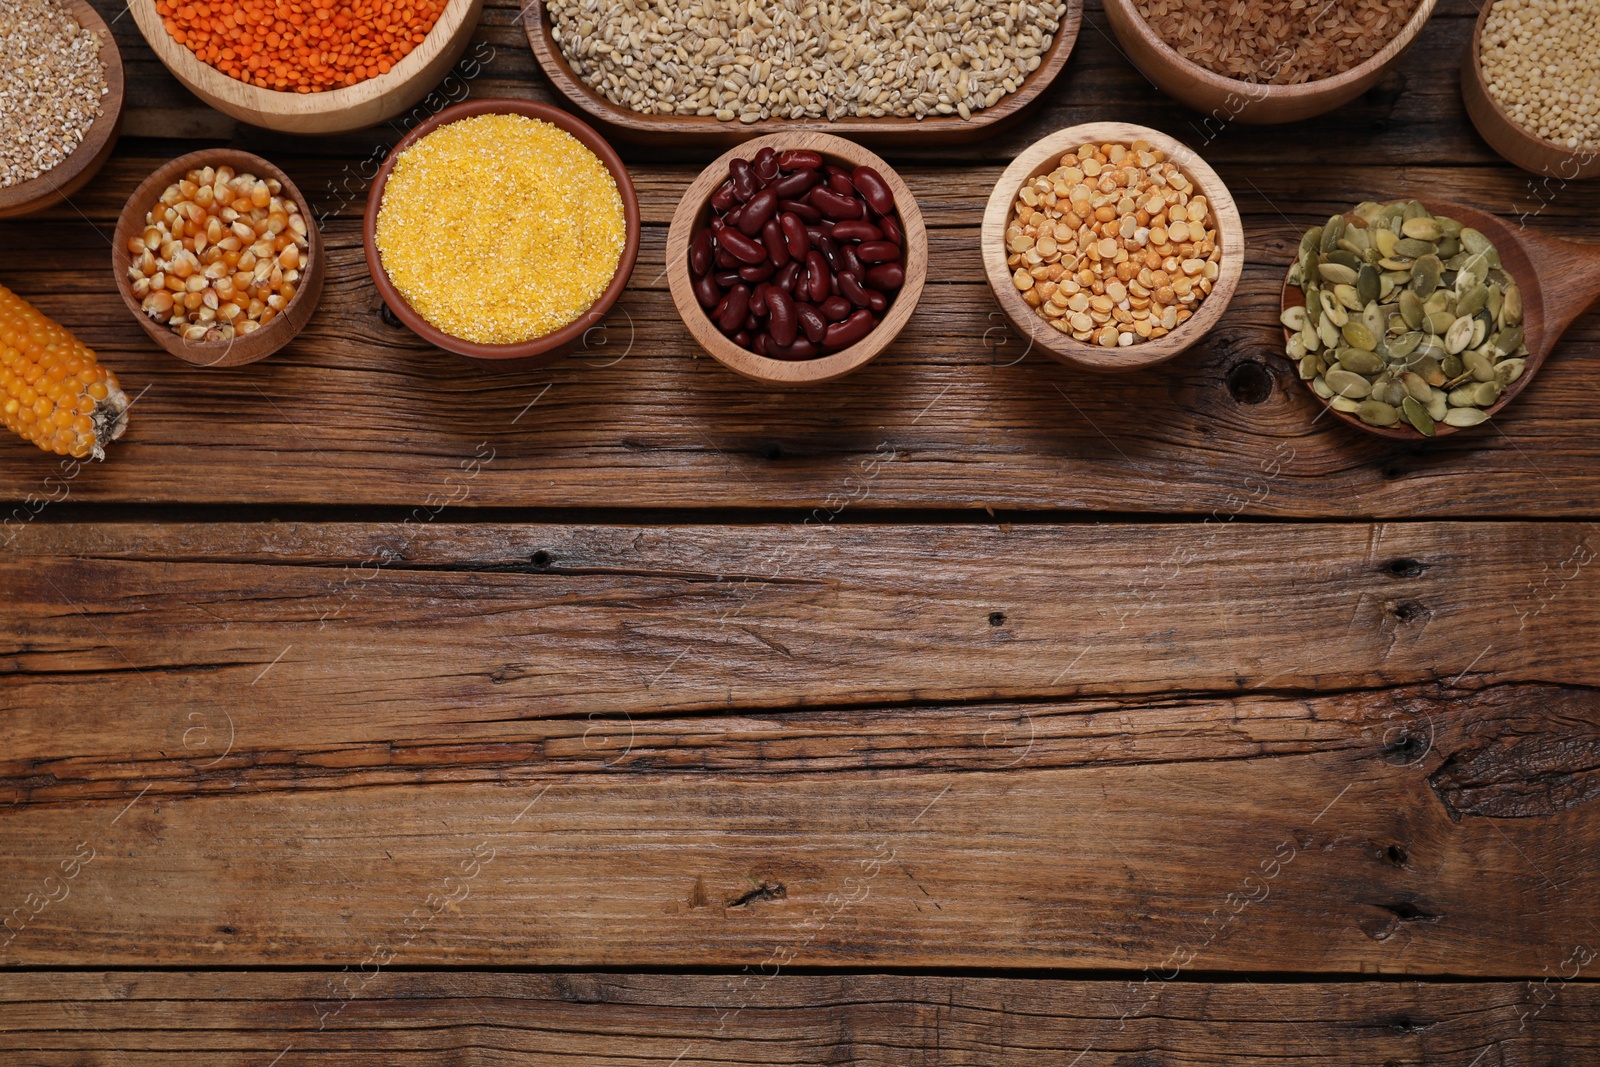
{"left": 363, "top": 98, "right": 640, "bottom": 367}
{"left": 130, "top": 0, "right": 487, "bottom": 135}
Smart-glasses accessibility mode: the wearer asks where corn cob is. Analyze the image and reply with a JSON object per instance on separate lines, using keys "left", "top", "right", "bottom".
{"left": 0, "top": 283, "right": 129, "bottom": 460}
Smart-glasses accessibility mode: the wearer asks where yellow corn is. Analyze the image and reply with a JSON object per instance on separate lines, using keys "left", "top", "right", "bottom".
{"left": 0, "top": 284, "right": 129, "bottom": 460}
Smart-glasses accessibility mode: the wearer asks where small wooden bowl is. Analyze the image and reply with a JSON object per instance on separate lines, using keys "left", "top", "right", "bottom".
{"left": 982, "top": 122, "right": 1244, "bottom": 373}
{"left": 522, "top": 0, "right": 1083, "bottom": 147}
{"left": 1462, "top": 0, "right": 1600, "bottom": 180}
{"left": 112, "top": 149, "right": 324, "bottom": 368}
{"left": 665, "top": 133, "right": 928, "bottom": 386}
{"left": 1102, "top": 0, "right": 1439, "bottom": 125}
{"left": 130, "top": 0, "right": 484, "bottom": 136}
{"left": 0, "top": 0, "right": 124, "bottom": 219}
{"left": 363, "top": 99, "right": 640, "bottom": 368}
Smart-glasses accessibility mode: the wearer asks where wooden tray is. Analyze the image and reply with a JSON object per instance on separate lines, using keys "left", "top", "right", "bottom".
{"left": 522, "top": 0, "right": 1083, "bottom": 146}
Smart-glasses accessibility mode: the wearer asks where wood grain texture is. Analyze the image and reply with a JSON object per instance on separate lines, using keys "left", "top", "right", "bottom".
{"left": 522, "top": 0, "right": 1085, "bottom": 147}
{"left": 127, "top": 0, "right": 487, "bottom": 135}
{"left": 4, "top": 972, "right": 1599, "bottom": 1064}
{"left": 980, "top": 121, "right": 1246, "bottom": 372}
{"left": 663, "top": 133, "right": 929, "bottom": 385}
{"left": 1100, "top": 0, "right": 1441, "bottom": 125}
{"left": 2, "top": 522, "right": 1598, "bottom": 971}
{"left": 0, "top": 0, "right": 125, "bottom": 219}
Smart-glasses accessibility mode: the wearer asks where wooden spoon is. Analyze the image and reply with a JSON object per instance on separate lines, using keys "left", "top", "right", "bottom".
{"left": 1280, "top": 199, "right": 1600, "bottom": 440}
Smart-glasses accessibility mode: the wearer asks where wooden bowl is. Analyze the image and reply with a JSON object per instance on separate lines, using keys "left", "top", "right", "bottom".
{"left": 665, "top": 133, "right": 928, "bottom": 386}
{"left": 1102, "top": 0, "right": 1439, "bottom": 125}
{"left": 1462, "top": 0, "right": 1600, "bottom": 180}
{"left": 0, "top": 0, "right": 123, "bottom": 219}
{"left": 363, "top": 99, "right": 640, "bottom": 368}
{"left": 130, "top": 0, "right": 484, "bottom": 136}
{"left": 982, "top": 122, "right": 1245, "bottom": 373}
{"left": 522, "top": 0, "right": 1083, "bottom": 147}
{"left": 112, "top": 149, "right": 324, "bottom": 368}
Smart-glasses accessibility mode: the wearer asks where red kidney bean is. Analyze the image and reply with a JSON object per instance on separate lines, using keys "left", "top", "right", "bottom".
{"left": 851, "top": 166, "right": 895, "bottom": 216}
{"left": 749, "top": 283, "right": 769, "bottom": 316}
{"left": 780, "top": 213, "right": 809, "bottom": 260}
{"left": 866, "top": 263, "right": 904, "bottom": 291}
{"left": 717, "top": 226, "right": 768, "bottom": 265}
{"left": 766, "top": 286, "right": 797, "bottom": 347}
{"left": 772, "top": 337, "right": 820, "bottom": 360}
{"left": 780, "top": 199, "right": 821, "bottom": 223}
{"left": 713, "top": 270, "right": 741, "bottom": 288}
{"left": 838, "top": 271, "right": 873, "bottom": 309}
{"left": 856, "top": 240, "right": 900, "bottom": 265}
{"left": 743, "top": 310, "right": 760, "bottom": 333}
{"left": 714, "top": 246, "right": 737, "bottom": 270}
{"left": 830, "top": 220, "right": 883, "bottom": 243}
{"left": 713, "top": 290, "right": 732, "bottom": 320}
{"left": 827, "top": 169, "right": 856, "bottom": 196}
{"left": 777, "top": 150, "right": 823, "bottom": 171}
{"left": 690, "top": 228, "right": 713, "bottom": 276}
{"left": 752, "top": 333, "right": 770, "bottom": 357}
{"left": 729, "top": 158, "right": 757, "bottom": 202}
{"left": 710, "top": 180, "right": 737, "bottom": 212}
{"left": 818, "top": 234, "right": 842, "bottom": 271}
{"left": 804, "top": 225, "right": 829, "bottom": 247}
{"left": 761, "top": 218, "right": 790, "bottom": 267}
{"left": 774, "top": 259, "right": 802, "bottom": 294}
{"left": 878, "top": 213, "right": 903, "bottom": 245}
{"left": 738, "top": 259, "right": 774, "bottom": 283}
{"left": 809, "top": 186, "right": 865, "bottom": 220}
{"left": 724, "top": 204, "right": 744, "bottom": 230}
{"left": 694, "top": 271, "right": 720, "bottom": 309}
{"left": 732, "top": 329, "right": 750, "bottom": 348}
{"left": 839, "top": 244, "right": 863, "bottom": 279}
{"left": 738, "top": 188, "right": 777, "bottom": 236}
{"left": 718, "top": 284, "right": 750, "bottom": 332}
{"left": 824, "top": 309, "right": 876, "bottom": 350}
{"left": 820, "top": 295, "right": 852, "bottom": 321}
{"left": 753, "top": 146, "right": 779, "bottom": 183}
{"left": 770, "top": 169, "right": 818, "bottom": 199}
{"left": 866, "top": 289, "right": 887, "bottom": 314}
{"left": 804, "top": 251, "right": 830, "bottom": 303}
{"left": 794, "top": 301, "right": 827, "bottom": 343}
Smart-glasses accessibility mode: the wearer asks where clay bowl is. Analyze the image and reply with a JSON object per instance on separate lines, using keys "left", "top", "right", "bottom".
{"left": 665, "top": 132, "right": 927, "bottom": 386}
{"left": 363, "top": 99, "right": 640, "bottom": 368}
{"left": 982, "top": 121, "right": 1244, "bottom": 373}
{"left": 1280, "top": 198, "right": 1600, "bottom": 440}
{"left": 131, "top": 0, "right": 484, "bottom": 135}
{"left": 0, "top": 0, "right": 124, "bottom": 219}
{"left": 1102, "top": 0, "right": 1439, "bottom": 125}
{"left": 112, "top": 149, "right": 324, "bottom": 368}
{"left": 1462, "top": 0, "right": 1600, "bottom": 180}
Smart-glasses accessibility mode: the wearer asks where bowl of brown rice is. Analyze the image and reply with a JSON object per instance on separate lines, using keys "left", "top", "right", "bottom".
{"left": 1103, "top": 0, "right": 1439, "bottom": 125}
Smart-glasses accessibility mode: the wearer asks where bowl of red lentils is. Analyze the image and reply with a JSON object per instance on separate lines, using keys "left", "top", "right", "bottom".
{"left": 130, "top": 0, "right": 486, "bottom": 135}
{"left": 363, "top": 99, "right": 640, "bottom": 367}
{"left": 981, "top": 121, "right": 1244, "bottom": 373}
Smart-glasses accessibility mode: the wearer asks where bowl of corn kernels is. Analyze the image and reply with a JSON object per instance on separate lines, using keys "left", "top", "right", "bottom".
{"left": 112, "top": 149, "right": 323, "bottom": 368}
{"left": 362, "top": 98, "right": 640, "bottom": 367}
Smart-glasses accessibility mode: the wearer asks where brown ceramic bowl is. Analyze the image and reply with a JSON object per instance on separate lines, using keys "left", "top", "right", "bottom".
{"left": 364, "top": 99, "right": 640, "bottom": 368}
{"left": 1102, "top": 0, "right": 1439, "bottom": 125}
{"left": 112, "top": 149, "right": 324, "bottom": 368}
{"left": 0, "top": 0, "right": 124, "bottom": 219}
{"left": 982, "top": 122, "right": 1244, "bottom": 373}
{"left": 1462, "top": 0, "right": 1600, "bottom": 180}
{"left": 664, "top": 132, "right": 927, "bottom": 386}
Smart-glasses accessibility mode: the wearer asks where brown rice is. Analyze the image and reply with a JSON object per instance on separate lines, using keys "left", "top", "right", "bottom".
{"left": 1135, "top": 0, "right": 1421, "bottom": 85}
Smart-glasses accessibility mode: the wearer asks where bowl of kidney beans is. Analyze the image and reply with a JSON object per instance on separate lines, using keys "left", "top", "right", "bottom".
{"left": 666, "top": 133, "right": 926, "bottom": 385}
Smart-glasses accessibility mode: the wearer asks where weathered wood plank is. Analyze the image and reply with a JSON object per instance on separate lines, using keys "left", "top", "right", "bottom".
{"left": 2, "top": 522, "right": 1598, "bottom": 971}
{"left": 2, "top": 972, "right": 1597, "bottom": 1065}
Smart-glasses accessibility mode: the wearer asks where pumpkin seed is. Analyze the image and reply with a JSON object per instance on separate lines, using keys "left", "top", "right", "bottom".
{"left": 1334, "top": 283, "right": 1363, "bottom": 311}
{"left": 1326, "top": 368, "right": 1373, "bottom": 397}
{"left": 1321, "top": 214, "right": 1345, "bottom": 252}
{"left": 1399, "top": 289, "right": 1424, "bottom": 329}
{"left": 1455, "top": 284, "right": 1488, "bottom": 317}
{"left": 1313, "top": 375, "right": 1335, "bottom": 399}
{"left": 1338, "top": 347, "right": 1385, "bottom": 375}
{"left": 1491, "top": 325, "right": 1524, "bottom": 358}
{"left": 1330, "top": 394, "right": 1361, "bottom": 413}
{"left": 1464, "top": 349, "right": 1497, "bottom": 382}
{"left": 1373, "top": 228, "right": 1399, "bottom": 259}
{"left": 1472, "top": 381, "right": 1503, "bottom": 407}
{"left": 1297, "top": 352, "right": 1318, "bottom": 378}
{"left": 1356, "top": 399, "right": 1401, "bottom": 426}
{"left": 1280, "top": 306, "right": 1308, "bottom": 331}
{"left": 1441, "top": 353, "right": 1464, "bottom": 379}
{"left": 1425, "top": 310, "right": 1456, "bottom": 336}
{"left": 1426, "top": 391, "right": 1448, "bottom": 421}
{"left": 1342, "top": 322, "right": 1377, "bottom": 351}
{"left": 1412, "top": 353, "right": 1444, "bottom": 384}
{"left": 1461, "top": 227, "right": 1491, "bottom": 254}
{"left": 1395, "top": 237, "right": 1437, "bottom": 259}
{"left": 1319, "top": 262, "right": 1359, "bottom": 286}
{"left": 1402, "top": 396, "right": 1435, "bottom": 435}
{"left": 1498, "top": 357, "right": 1528, "bottom": 383}
{"left": 1443, "top": 407, "right": 1489, "bottom": 428}
{"left": 1356, "top": 265, "right": 1380, "bottom": 306}
{"left": 1502, "top": 283, "right": 1523, "bottom": 326}
{"left": 1402, "top": 217, "right": 1443, "bottom": 241}
{"left": 1320, "top": 291, "right": 1349, "bottom": 327}
{"left": 1410, "top": 254, "right": 1443, "bottom": 296}
{"left": 1399, "top": 371, "right": 1431, "bottom": 402}
{"left": 1444, "top": 315, "right": 1475, "bottom": 354}
{"left": 1388, "top": 331, "right": 1423, "bottom": 362}
{"left": 1325, "top": 249, "right": 1363, "bottom": 271}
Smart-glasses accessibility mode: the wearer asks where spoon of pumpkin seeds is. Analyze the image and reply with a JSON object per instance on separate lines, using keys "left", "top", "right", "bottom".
{"left": 1280, "top": 199, "right": 1535, "bottom": 437}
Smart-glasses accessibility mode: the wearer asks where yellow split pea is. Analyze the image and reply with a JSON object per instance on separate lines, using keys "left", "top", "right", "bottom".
{"left": 376, "top": 113, "right": 626, "bottom": 345}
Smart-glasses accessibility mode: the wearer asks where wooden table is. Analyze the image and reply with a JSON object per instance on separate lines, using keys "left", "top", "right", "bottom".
{"left": 4, "top": 1, "right": 1599, "bottom": 1060}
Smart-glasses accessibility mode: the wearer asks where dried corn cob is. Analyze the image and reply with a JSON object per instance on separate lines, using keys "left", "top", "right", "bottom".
{"left": 0, "top": 284, "right": 129, "bottom": 460}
